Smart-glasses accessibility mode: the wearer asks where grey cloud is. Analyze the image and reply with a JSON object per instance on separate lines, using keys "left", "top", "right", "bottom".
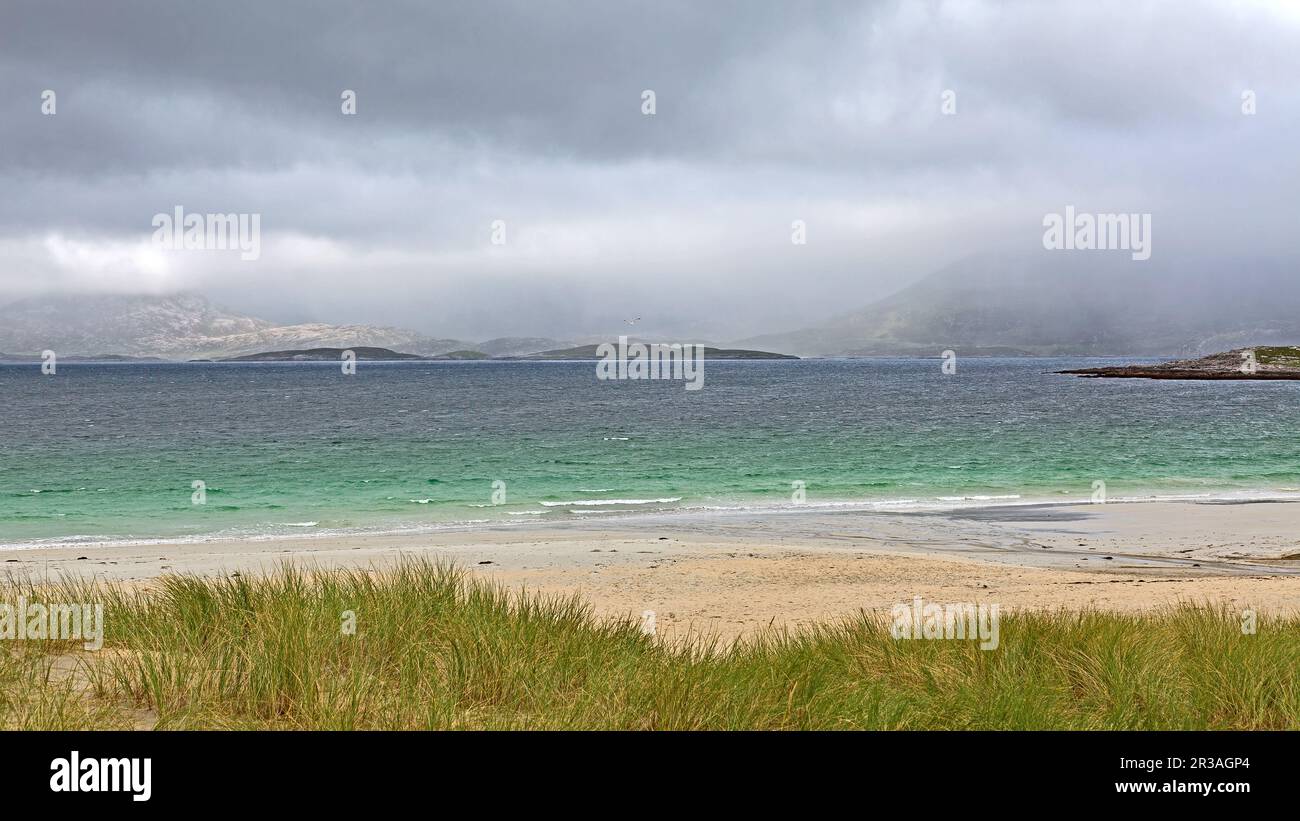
{"left": 1, "top": 0, "right": 1298, "bottom": 340}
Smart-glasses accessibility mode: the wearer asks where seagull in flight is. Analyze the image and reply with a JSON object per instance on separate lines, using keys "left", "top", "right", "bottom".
{"left": 624, "top": 316, "right": 641, "bottom": 326}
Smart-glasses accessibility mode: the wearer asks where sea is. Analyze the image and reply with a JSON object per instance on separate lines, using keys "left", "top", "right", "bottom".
{"left": 3, "top": 358, "right": 1299, "bottom": 549}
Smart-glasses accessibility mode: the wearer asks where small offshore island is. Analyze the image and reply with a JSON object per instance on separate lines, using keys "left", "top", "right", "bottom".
{"left": 509, "top": 344, "right": 797, "bottom": 361}
{"left": 1060, "top": 346, "right": 1300, "bottom": 380}
{"left": 217, "top": 344, "right": 797, "bottom": 362}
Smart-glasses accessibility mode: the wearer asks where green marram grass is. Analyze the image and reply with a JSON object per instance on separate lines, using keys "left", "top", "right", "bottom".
{"left": 1254, "top": 346, "right": 1300, "bottom": 367}
{"left": 2, "top": 560, "right": 1298, "bottom": 730}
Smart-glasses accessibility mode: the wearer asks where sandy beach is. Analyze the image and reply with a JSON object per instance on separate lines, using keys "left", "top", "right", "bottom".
{"left": 5, "top": 499, "right": 1297, "bottom": 640}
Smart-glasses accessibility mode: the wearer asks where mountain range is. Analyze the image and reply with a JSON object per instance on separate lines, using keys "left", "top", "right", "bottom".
{"left": 4, "top": 253, "right": 1300, "bottom": 359}
{"left": 0, "top": 294, "right": 571, "bottom": 360}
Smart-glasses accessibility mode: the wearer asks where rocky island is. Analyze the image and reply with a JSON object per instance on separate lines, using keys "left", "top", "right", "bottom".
{"left": 508, "top": 344, "right": 797, "bottom": 361}
{"left": 217, "top": 344, "right": 795, "bottom": 362}
{"left": 221, "top": 347, "right": 429, "bottom": 361}
{"left": 1060, "top": 346, "right": 1300, "bottom": 380}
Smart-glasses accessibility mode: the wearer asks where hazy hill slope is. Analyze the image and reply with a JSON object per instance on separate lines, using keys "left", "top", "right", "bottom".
{"left": 475, "top": 337, "right": 572, "bottom": 357}
{"left": 0, "top": 294, "right": 470, "bottom": 359}
{"left": 740, "top": 253, "right": 1300, "bottom": 357}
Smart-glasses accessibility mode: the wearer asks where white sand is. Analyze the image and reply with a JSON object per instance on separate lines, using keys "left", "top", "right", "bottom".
{"left": 4, "top": 500, "right": 1297, "bottom": 640}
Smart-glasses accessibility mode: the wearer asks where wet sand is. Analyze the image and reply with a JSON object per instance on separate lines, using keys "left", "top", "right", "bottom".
{"left": 4, "top": 500, "right": 1298, "bottom": 640}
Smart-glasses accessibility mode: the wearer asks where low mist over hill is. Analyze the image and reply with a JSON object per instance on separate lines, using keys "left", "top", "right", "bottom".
{"left": 7, "top": 252, "right": 1300, "bottom": 361}
{"left": 0, "top": 294, "right": 472, "bottom": 360}
{"left": 740, "top": 253, "right": 1300, "bottom": 357}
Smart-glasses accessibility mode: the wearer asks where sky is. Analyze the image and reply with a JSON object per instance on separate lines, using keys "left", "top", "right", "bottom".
{"left": 1, "top": 0, "right": 1298, "bottom": 341}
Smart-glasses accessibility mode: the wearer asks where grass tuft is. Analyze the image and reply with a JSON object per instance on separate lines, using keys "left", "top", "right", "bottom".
{"left": 1, "top": 560, "right": 1297, "bottom": 729}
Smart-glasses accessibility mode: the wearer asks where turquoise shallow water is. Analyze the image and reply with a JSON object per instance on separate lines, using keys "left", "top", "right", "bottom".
{"left": 2, "top": 358, "right": 1299, "bottom": 547}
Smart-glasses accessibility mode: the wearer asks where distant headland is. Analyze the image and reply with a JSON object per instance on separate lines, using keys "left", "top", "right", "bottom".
{"left": 216, "top": 345, "right": 796, "bottom": 362}
{"left": 1060, "top": 347, "right": 1300, "bottom": 380}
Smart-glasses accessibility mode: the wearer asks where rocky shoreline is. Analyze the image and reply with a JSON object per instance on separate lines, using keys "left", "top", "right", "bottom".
{"left": 1060, "top": 346, "right": 1300, "bottom": 380}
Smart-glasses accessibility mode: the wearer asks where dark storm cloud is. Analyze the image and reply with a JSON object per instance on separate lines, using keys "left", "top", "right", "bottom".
{"left": 1, "top": 0, "right": 1298, "bottom": 339}
{"left": 1, "top": 0, "right": 838, "bottom": 172}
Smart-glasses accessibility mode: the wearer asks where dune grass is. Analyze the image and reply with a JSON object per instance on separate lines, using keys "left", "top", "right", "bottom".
{"left": 1, "top": 559, "right": 1298, "bottom": 730}
{"left": 1255, "top": 345, "right": 1300, "bottom": 367}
